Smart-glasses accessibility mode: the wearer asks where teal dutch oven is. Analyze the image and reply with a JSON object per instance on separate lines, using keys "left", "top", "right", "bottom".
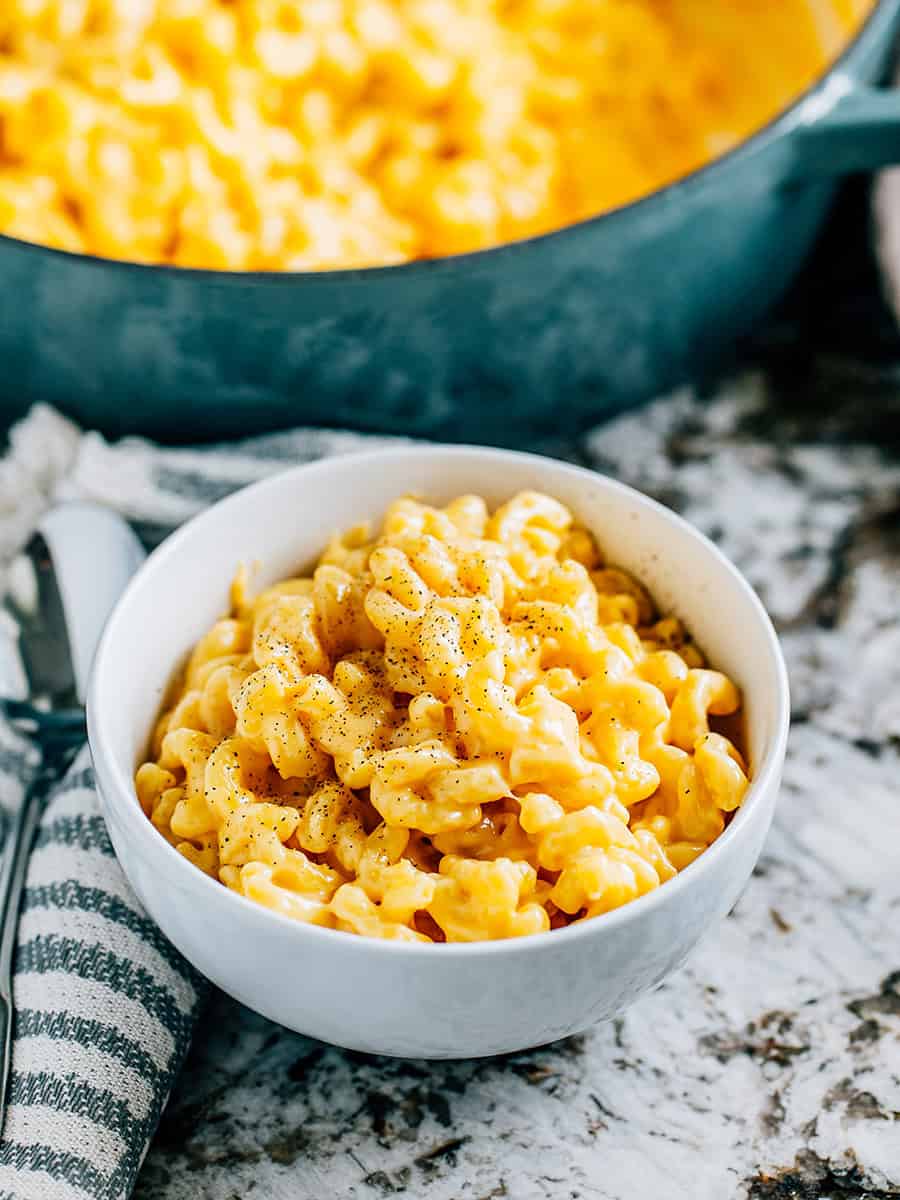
{"left": 2, "top": 1, "right": 900, "bottom": 443}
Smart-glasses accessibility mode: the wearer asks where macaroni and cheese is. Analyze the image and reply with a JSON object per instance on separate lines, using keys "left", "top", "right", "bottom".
{"left": 0, "top": 1, "right": 873, "bottom": 270}
{"left": 136, "top": 491, "right": 750, "bottom": 942}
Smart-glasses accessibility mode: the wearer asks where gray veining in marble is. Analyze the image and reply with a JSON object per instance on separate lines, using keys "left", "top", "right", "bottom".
{"left": 134, "top": 190, "right": 900, "bottom": 1200}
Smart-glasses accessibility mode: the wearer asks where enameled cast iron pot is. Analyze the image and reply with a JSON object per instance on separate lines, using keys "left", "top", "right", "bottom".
{"left": 2, "top": 1, "right": 900, "bottom": 444}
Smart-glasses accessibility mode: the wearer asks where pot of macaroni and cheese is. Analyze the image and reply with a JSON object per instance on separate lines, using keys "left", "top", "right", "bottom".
{"left": 1, "top": 1, "right": 900, "bottom": 440}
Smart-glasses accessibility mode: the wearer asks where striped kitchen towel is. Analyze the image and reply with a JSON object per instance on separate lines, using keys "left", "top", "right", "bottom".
{"left": 0, "top": 747, "right": 207, "bottom": 1200}
{"left": 0, "top": 405, "right": 388, "bottom": 1200}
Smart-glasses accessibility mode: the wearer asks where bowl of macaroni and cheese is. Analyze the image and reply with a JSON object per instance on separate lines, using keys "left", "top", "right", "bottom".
{"left": 1, "top": 2, "right": 899, "bottom": 440}
{"left": 88, "top": 446, "right": 789, "bottom": 1058}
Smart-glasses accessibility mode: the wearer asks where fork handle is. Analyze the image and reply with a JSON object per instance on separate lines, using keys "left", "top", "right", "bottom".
{"left": 0, "top": 778, "right": 44, "bottom": 1136}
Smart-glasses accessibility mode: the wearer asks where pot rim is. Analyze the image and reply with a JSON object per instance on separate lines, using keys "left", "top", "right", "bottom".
{"left": 0, "top": 0, "right": 894, "bottom": 283}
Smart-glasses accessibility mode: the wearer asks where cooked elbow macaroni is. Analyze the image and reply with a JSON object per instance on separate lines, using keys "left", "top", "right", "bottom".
{"left": 137, "top": 491, "right": 750, "bottom": 942}
{"left": 0, "top": 1, "right": 872, "bottom": 269}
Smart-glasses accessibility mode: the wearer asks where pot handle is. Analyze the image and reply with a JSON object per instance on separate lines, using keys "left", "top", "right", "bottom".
{"left": 786, "top": 76, "right": 900, "bottom": 179}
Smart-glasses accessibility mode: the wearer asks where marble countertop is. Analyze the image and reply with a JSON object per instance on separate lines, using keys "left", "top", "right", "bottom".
{"left": 134, "top": 185, "right": 900, "bottom": 1200}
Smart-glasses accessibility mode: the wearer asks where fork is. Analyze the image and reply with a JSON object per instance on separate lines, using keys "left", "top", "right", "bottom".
{"left": 0, "top": 506, "right": 145, "bottom": 1135}
{"left": 0, "top": 531, "right": 85, "bottom": 1134}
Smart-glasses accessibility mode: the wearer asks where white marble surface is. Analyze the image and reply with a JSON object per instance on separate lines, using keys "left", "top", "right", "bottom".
{"left": 133, "top": 370, "right": 900, "bottom": 1200}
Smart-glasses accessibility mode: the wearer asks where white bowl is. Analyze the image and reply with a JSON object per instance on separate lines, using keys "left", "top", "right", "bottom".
{"left": 88, "top": 446, "right": 789, "bottom": 1059}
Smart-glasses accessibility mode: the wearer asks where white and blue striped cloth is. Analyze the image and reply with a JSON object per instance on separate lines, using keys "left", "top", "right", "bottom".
{"left": 0, "top": 406, "right": 395, "bottom": 1200}
{"left": 0, "top": 747, "right": 207, "bottom": 1200}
